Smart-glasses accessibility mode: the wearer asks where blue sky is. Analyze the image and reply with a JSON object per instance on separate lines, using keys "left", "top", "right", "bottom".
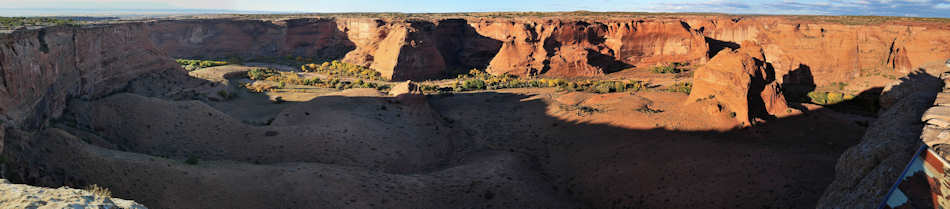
{"left": 1, "top": 0, "right": 950, "bottom": 18}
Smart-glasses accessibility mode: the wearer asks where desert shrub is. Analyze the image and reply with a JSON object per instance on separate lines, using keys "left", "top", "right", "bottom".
{"left": 592, "top": 82, "right": 613, "bottom": 93}
{"left": 216, "top": 90, "right": 233, "bottom": 100}
{"left": 827, "top": 92, "right": 844, "bottom": 104}
{"left": 649, "top": 63, "right": 687, "bottom": 74}
{"left": 807, "top": 91, "right": 828, "bottom": 104}
{"left": 301, "top": 60, "right": 383, "bottom": 80}
{"left": 244, "top": 82, "right": 275, "bottom": 93}
{"left": 84, "top": 184, "right": 112, "bottom": 198}
{"left": 462, "top": 79, "right": 486, "bottom": 90}
{"left": 176, "top": 59, "right": 229, "bottom": 70}
{"left": 423, "top": 68, "right": 651, "bottom": 94}
{"left": 635, "top": 104, "right": 664, "bottom": 113}
{"left": 808, "top": 91, "right": 854, "bottom": 105}
{"left": 247, "top": 68, "right": 279, "bottom": 80}
{"left": 667, "top": 82, "right": 692, "bottom": 94}
{"left": 559, "top": 104, "right": 603, "bottom": 116}
{"left": 185, "top": 156, "right": 199, "bottom": 165}
{"left": 420, "top": 84, "right": 441, "bottom": 93}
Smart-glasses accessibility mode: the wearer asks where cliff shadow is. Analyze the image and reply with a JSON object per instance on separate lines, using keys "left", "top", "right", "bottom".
{"left": 434, "top": 19, "right": 503, "bottom": 78}
{"left": 705, "top": 37, "right": 740, "bottom": 59}
{"left": 587, "top": 49, "right": 634, "bottom": 74}
{"left": 782, "top": 64, "right": 817, "bottom": 111}
{"left": 426, "top": 90, "right": 869, "bottom": 209}
{"left": 829, "top": 69, "right": 939, "bottom": 117}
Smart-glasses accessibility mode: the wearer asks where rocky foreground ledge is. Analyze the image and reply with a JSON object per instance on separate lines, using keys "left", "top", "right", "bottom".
{"left": 0, "top": 179, "right": 146, "bottom": 209}
{"left": 921, "top": 72, "right": 950, "bottom": 153}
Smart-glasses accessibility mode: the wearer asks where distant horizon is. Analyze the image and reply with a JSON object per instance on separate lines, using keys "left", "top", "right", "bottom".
{"left": 2, "top": 0, "right": 950, "bottom": 18}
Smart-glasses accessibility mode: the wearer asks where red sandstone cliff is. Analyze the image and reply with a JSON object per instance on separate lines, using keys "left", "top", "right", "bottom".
{"left": 3, "top": 16, "right": 949, "bottom": 128}
{"left": 140, "top": 16, "right": 950, "bottom": 83}
{"left": 688, "top": 16, "right": 950, "bottom": 85}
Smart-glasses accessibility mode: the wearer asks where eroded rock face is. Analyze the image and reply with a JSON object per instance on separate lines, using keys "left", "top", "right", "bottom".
{"left": 689, "top": 16, "right": 950, "bottom": 85}
{"left": 467, "top": 19, "right": 709, "bottom": 77}
{"left": 0, "top": 24, "right": 178, "bottom": 129}
{"left": 687, "top": 43, "right": 787, "bottom": 124}
{"left": 142, "top": 16, "right": 950, "bottom": 83}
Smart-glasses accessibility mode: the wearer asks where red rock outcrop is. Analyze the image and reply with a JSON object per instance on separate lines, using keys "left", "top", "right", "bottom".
{"left": 688, "top": 41, "right": 788, "bottom": 124}
{"left": 469, "top": 19, "right": 708, "bottom": 77}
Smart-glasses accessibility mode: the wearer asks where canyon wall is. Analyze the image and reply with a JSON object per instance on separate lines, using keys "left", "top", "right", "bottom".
{"left": 688, "top": 16, "right": 950, "bottom": 86}
{"left": 0, "top": 23, "right": 178, "bottom": 130}
{"left": 142, "top": 16, "right": 950, "bottom": 83}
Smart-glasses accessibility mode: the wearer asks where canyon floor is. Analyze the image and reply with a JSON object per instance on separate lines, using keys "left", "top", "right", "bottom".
{"left": 6, "top": 61, "right": 912, "bottom": 209}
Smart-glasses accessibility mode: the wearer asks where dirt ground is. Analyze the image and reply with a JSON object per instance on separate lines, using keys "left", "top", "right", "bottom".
{"left": 3, "top": 63, "right": 877, "bottom": 209}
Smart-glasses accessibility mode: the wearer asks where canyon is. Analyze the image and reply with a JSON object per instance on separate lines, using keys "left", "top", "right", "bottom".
{"left": 0, "top": 13, "right": 949, "bottom": 208}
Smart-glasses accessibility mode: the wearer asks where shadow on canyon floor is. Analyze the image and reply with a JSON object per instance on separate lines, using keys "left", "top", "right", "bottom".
{"left": 5, "top": 68, "right": 936, "bottom": 209}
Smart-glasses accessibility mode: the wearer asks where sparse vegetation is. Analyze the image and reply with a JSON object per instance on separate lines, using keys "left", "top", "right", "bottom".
{"left": 560, "top": 104, "right": 604, "bottom": 116}
{"left": 84, "top": 184, "right": 112, "bottom": 198}
{"left": 830, "top": 82, "right": 848, "bottom": 91}
{"left": 807, "top": 91, "right": 855, "bottom": 105}
{"left": 301, "top": 60, "right": 384, "bottom": 80}
{"left": 666, "top": 82, "right": 692, "bottom": 94}
{"left": 247, "top": 68, "right": 280, "bottom": 80}
{"left": 217, "top": 90, "right": 233, "bottom": 100}
{"left": 0, "top": 17, "right": 77, "bottom": 30}
{"left": 185, "top": 156, "right": 199, "bottom": 165}
{"left": 649, "top": 62, "right": 688, "bottom": 74}
{"left": 245, "top": 67, "right": 388, "bottom": 92}
{"left": 244, "top": 82, "right": 276, "bottom": 93}
{"left": 448, "top": 69, "right": 648, "bottom": 94}
{"left": 176, "top": 59, "right": 230, "bottom": 71}
{"left": 636, "top": 104, "right": 664, "bottom": 114}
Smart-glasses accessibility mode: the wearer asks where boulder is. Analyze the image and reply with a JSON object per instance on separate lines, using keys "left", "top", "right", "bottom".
{"left": 389, "top": 80, "right": 424, "bottom": 97}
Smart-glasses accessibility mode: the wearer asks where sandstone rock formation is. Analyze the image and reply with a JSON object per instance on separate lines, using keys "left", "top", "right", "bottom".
{"left": 0, "top": 179, "right": 146, "bottom": 209}
{"left": 687, "top": 42, "right": 788, "bottom": 124}
{"left": 139, "top": 16, "right": 950, "bottom": 83}
{"left": 817, "top": 70, "right": 942, "bottom": 208}
{"left": 388, "top": 80, "right": 423, "bottom": 96}
{"left": 687, "top": 16, "right": 950, "bottom": 86}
